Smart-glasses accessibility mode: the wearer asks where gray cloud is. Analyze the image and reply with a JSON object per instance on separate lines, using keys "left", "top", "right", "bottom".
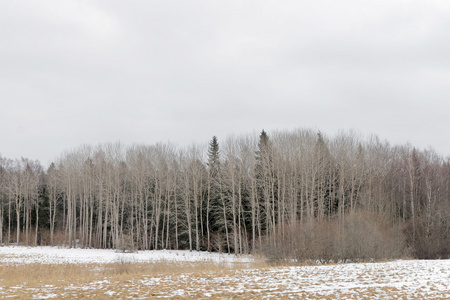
{"left": 1, "top": 0, "right": 450, "bottom": 164}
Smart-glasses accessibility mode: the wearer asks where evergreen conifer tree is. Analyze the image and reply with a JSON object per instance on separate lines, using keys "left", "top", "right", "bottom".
{"left": 206, "top": 136, "right": 230, "bottom": 252}
{"left": 255, "top": 130, "right": 274, "bottom": 236}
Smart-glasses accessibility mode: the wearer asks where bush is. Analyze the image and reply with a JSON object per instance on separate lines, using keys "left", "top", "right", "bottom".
{"left": 115, "top": 234, "right": 136, "bottom": 253}
{"left": 261, "top": 210, "right": 406, "bottom": 263}
{"left": 405, "top": 215, "right": 450, "bottom": 259}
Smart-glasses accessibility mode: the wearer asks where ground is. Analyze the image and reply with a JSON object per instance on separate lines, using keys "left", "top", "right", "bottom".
{"left": 0, "top": 246, "right": 449, "bottom": 299}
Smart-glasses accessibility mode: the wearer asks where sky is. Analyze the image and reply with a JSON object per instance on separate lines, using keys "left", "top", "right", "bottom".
{"left": 1, "top": 0, "right": 450, "bottom": 165}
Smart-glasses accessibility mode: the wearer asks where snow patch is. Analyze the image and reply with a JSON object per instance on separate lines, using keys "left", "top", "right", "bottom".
{"left": 0, "top": 246, "right": 253, "bottom": 265}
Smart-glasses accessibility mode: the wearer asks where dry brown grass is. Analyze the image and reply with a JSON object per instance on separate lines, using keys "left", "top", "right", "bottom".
{"left": 0, "top": 260, "right": 259, "bottom": 286}
{"left": 0, "top": 258, "right": 269, "bottom": 299}
{"left": 1, "top": 256, "right": 449, "bottom": 299}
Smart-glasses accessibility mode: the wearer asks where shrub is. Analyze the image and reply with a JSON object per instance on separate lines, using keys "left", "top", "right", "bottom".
{"left": 261, "top": 210, "right": 406, "bottom": 263}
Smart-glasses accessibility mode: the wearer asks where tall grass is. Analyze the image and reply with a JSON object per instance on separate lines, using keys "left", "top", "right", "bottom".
{"left": 0, "top": 258, "right": 267, "bottom": 289}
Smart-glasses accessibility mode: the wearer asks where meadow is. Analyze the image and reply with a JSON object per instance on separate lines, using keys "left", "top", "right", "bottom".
{"left": 0, "top": 246, "right": 449, "bottom": 299}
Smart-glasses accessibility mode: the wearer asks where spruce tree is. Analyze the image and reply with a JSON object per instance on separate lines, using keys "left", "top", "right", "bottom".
{"left": 207, "top": 136, "right": 220, "bottom": 178}
{"left": 206, "top": 136, "right": 229, "bottom": 252}
{"left": 255, "top": 130, "right": 274, "bottom": 238}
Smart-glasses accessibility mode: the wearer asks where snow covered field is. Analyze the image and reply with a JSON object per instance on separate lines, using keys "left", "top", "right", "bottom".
{"left": 1, "top": 246, "right": 449, "bottom": 299}
{"left": 0, "top": 245, "right": 253, "bottom": 265}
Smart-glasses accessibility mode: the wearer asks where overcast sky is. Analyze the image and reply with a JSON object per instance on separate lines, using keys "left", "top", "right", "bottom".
{"left": 1, "top": 0, "right": 450, "bottom": 165}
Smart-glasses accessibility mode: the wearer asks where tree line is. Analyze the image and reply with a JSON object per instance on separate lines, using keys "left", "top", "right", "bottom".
{"left": 0, "top": 129, "right": 449, "bottom": 259}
